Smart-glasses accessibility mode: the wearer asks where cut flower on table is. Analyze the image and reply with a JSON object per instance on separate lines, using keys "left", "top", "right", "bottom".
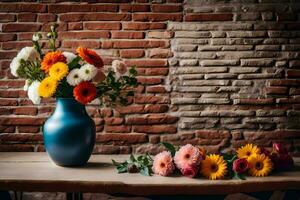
{"left": 113, "top": 142, "right": 294, "bottom": 180}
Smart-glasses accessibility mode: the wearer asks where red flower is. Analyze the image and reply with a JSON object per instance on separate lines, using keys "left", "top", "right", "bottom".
{"left": 180, "top": 164, "right": 198, "bottom": 178}
{"left": 76, "top": 47, "right": 103, "bottom": 68}
{"left": 73, "top": 81, "right": 97, "bottom": 105}
{"left": 233, "top": 158, "right": 249, "bottom": 174}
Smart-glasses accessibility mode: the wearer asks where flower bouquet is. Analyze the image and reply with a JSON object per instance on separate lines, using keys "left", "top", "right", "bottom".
{"left": 113, "top": 142, "right": 294, "bottom": 180}
{"left": 10, "top": 24, "right": 138, "bottom": 106}
{"left": 10, "top": 25, "right": 138, "bottom": 166}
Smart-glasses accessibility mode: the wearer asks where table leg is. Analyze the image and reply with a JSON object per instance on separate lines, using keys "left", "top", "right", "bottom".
{"left": 66, "top": 192, "right": 83, "bottom": 200}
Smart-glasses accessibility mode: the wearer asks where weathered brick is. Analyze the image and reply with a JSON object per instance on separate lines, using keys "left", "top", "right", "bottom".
{"left": 123, "top": 22, "right": 166, "bottom": 30}
{"left": 151, "top": 5, "right": 182, "bottom": 13}
{"left": 133, "top": 125, "right": 177, "bottom": 134}
{"left": 149, "top": 49, "right": 172, "bottom": 58}
{"left": 2, "top": 23, "right": 41, "bottom": 32}
{"left": 96, "top": 133, "right": 148, "bottom": 144}
{"left": 84, "top": 22, "right": 121, "bottom": 30}
{"left": 60, "top": 13, "right": 131, "bottom": 22}
{"left": 185, "top": 14, "right": 233, "bottom": 21}
{"left": 0, "top": 3, "right": 46, "bottom": 12}
{"left": 120, "top": 4, "right": 150, "bottom": 12}
{"left": 120, "top": 49, "right": 145, "bottom": 58}
{"left": 111, "top": 31, "right": 144, "bottom": 39}
{"left": 49, "top": 4, "right": 118, "bottom": 13}
{"left": 133, "top": 13, "right": 182, "bottom": 22}
{"left": 0, "top": 14, "right": 15, "bottom": 22}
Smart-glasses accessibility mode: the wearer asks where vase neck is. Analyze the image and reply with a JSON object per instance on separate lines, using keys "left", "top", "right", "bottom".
{"left": 55, "top": 98, "right": 86, "bottom": 114}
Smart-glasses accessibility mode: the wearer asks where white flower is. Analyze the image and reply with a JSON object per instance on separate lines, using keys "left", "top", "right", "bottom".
{"left": 10, "top": 56, "right": 21, "bottom": 77}
{"left": 62, "top": 52, "right": 76, "bottom": 64}
{"left": 10, "top": 47, "right": 39, "bottom": 77}
{"left": 32, "top": 34, "right": 39, "bottom": 42}
{"left": 27, "top": 81, "right": 41, "bottom": 105}
{"left": 78, "top": 64, "right": 98, "bottom": 81}
{"left": 23, "top": 80, "right": 30, "bottom": 91}
{"left": 17, "top": 47, "right": 39, "bottom": 61}
{"left": 112, "top": 60, "right": 127, "bottom": 75}
{"left": 67, "top": 69, "right": 82, "bottom": 86}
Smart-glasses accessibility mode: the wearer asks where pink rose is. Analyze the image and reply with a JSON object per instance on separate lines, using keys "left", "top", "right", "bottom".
{"left": 233, "top": 158, "right": 249, "bottom": 174}
{"left": 180, "top": 164, "right": 198, "bottom": 178}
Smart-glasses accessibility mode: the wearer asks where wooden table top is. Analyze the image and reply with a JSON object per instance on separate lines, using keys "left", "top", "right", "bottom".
{"left": 0, "top": 153, "right": 299, "bottom": 195}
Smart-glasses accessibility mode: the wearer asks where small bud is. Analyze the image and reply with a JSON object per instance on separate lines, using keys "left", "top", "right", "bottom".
{"left": 127, "top": 164, "right": 138, "bottom": 173}
{"left": 32, "top": 34, "right": 39, "bottom": 42}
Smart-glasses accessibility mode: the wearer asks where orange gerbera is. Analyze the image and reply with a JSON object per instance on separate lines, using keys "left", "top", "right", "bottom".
{"left": 73, "top": 81, "right": 97, "bottom": 105}
{"left": 76, "top": 47, "right": 103, "bottom": 68}
{"left": 41, "top": 51, "right": 66, "bottom": 72}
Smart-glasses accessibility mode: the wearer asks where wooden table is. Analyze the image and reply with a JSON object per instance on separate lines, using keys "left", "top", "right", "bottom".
{"left": 0, "top": 153, "right": 299, "bottom": 198}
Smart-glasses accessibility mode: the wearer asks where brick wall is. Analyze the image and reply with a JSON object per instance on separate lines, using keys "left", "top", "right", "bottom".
{"left": 0, "top": 0, "right": 300, "bottom": 154}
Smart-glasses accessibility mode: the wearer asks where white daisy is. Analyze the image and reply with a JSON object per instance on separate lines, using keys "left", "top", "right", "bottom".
{"left": 67, "top": 69, "right": 82, "bottom": 86}
{"left": 27, "top": 81, "right": 41, "bottom": 105}
{"left": 78, "top": 64, "right": 98, "bottom": 81}
{"left": 62, "top": 52, "right": 76, "bottom": 64}
{"left": 10, "top": 56, "right": 21, "bottom": 77}
{"left": 10, "top": 47, "right": 39, "bottom": 77}
{"left": 18, "top": 47, "right": 39, "bottom": 61}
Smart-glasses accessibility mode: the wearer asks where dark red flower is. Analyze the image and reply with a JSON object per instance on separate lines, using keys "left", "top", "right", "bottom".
{"left": 233, "top": 158, "right": 249, "bottom": 174}
{"left": 273, "top": 143, "right": 288, "bottom": 154}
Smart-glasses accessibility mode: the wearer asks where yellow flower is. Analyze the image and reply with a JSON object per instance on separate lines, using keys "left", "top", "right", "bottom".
{"left": 237, "top": 144, "right": 260, "bottom": 159}
{"left": 200, "top": 154, "right": 227, "bottom": 180}
{"left": 248, "top": 154, "right": 273, "bottom": 177}
{"left": 49, "top": 62, "right": 69, "bottom": 81}
{"left": 38, "top": 77, "right": 58, "bottom": 98}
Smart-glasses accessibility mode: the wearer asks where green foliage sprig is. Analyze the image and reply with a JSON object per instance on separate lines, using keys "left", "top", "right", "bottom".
{"left": 112, "top": 154, "right": 153, "bottom": 176}
{"left": 47, "top": 24, "right": 58, "bottom": 52}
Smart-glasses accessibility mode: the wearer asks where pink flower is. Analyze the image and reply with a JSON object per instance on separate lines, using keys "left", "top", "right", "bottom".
{"left": 152, "top": 151, "right": 175, "bottom": 176}
{"left": 174, "top": 144, "right": 202, "bottom": 170}
{"left": 180, "top": 164, "right": 198, "bottom": 178}
{"left": 273, "top": 143, "right": 288, "bottom": 154}
{"left": 233, "top": 158, "right": 249, "bottom": 174}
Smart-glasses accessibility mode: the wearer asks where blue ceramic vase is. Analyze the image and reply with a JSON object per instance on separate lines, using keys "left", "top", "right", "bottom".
{"left": 43, "top": 98, "right": 95, "bottom": 167}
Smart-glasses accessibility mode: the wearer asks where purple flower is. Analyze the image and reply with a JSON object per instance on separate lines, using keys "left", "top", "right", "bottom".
{"left": 233, "top": 158, "right": 249, "bottom": 174}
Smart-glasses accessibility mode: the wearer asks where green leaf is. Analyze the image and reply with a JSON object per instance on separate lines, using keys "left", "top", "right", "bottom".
{"left": 68, "top": 56, "right": 81, "bottom": 70}
{"left": 139, "top": 166, "right": 151, "bottom": 176}
{"left": 129, "top": 67, "right": 137, "bottom": 76}
{"left": 129, "top": 154, "right": 136, "bottom": 163}
{"left": 161, "top": 142, "right": 176, "bottom": 157}
{"left": 112, "top": 159, "right": 128, "bottom": 173}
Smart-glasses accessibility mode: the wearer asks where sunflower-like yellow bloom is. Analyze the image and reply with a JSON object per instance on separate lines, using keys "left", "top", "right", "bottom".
{"left": 49, "top": 62, "right": 69, "bottom": 81}
{"left": 38, "top": 77, "right": 58, "bottom": 98}
{"left": 237, "top": 144, "right": 260, "bottom": 160}
{"left": 200, "top": 154, "right": 227, "bottom": 180}
{"left": 248, "top": 154, "right": 273, "bottom": 177}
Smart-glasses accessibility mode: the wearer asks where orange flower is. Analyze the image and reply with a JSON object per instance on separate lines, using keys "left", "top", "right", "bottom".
{"left": 76, "top": 47, "right": 103, "bottom": 68}
{"left": 73, "top": 81, "right": 97, "bottom": 105}
{"left": 41, "top": 51, "right": 66, "bottom": 72}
